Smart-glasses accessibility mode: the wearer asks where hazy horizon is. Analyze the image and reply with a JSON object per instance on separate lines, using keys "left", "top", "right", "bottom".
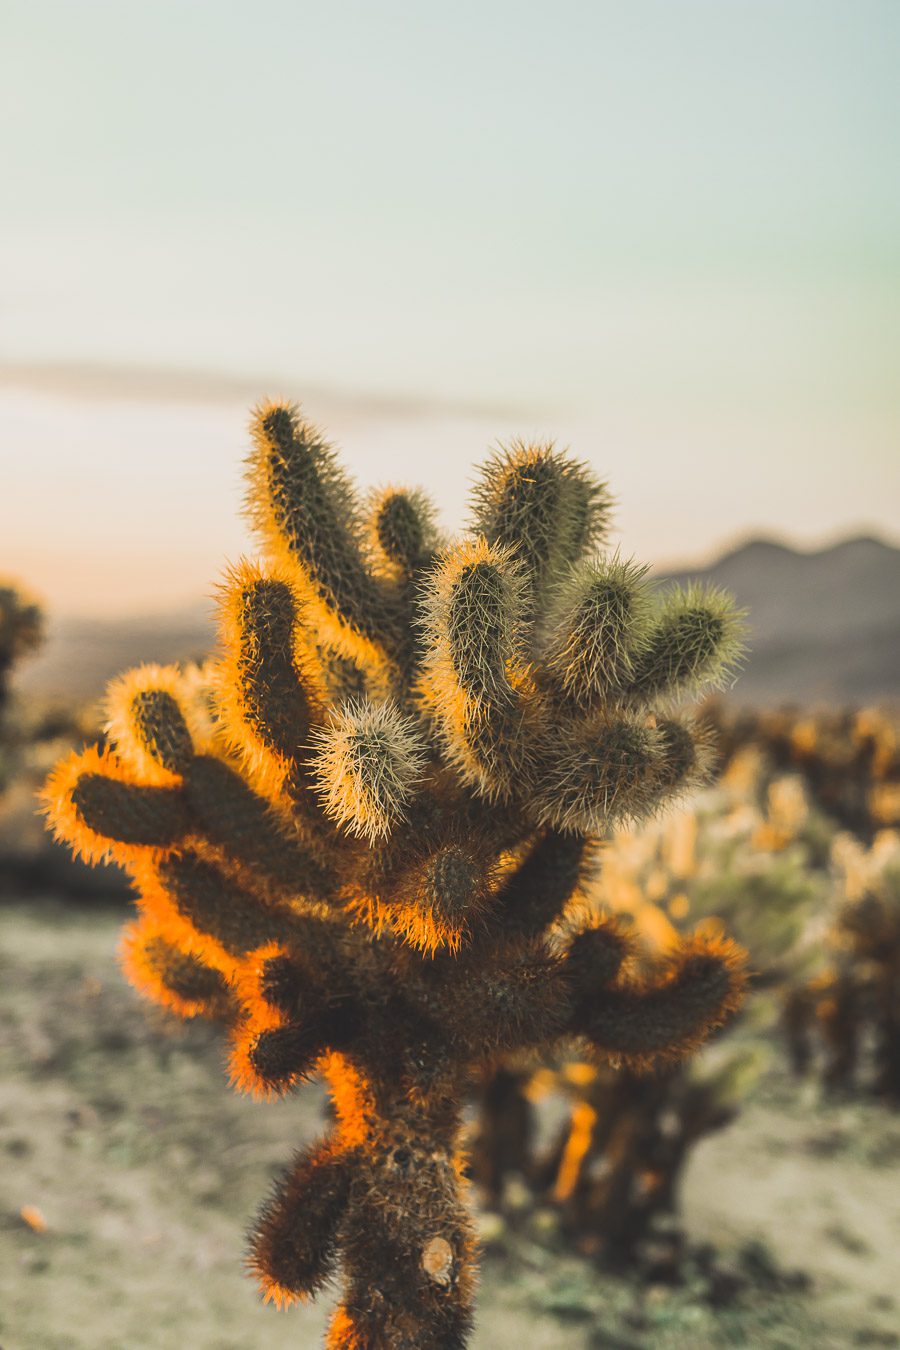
{"left": 4, "top": 366, "right": 898, "bottom": 620}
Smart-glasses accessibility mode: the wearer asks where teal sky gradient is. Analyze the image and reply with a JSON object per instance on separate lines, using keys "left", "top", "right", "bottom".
{"left": 2, "top": 2, "right": 898, "bottom": 614}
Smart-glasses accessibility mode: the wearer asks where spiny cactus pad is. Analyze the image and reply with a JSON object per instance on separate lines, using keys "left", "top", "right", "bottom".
{"left": 44, "top": 402, "right": 747, "bottom": 1348}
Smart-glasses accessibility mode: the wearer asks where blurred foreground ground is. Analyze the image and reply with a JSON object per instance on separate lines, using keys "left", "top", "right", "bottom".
{"left": 2, "top": 898, "right": 899, "bottom": 1349}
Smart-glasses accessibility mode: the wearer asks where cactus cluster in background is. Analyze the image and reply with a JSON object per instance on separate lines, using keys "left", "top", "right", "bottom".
{"left": 784, "top": 834, "right": 900, "bottom": 1102}
{"left": 0, "top": 581, "right": 43, "bottom": 792}
{"left": 0, "top": 579, "right": 127, "bottom": 895}
{"left": 43, "top": 402, "right": 747, "bottom": 1348}
{"left": 708, "top": 702, "right": 900, "bottom": 840}
{"left": 521, "top": 1050, "right": 761, "bottom": 1275}
{"left": 0, "top": 582, "right": 42, "bottom": 706}
{"left": 699, "top": 704, "right": 900, "bottom": 1104}
{"left": 470, "top": 771, "right": 823, "bottom": 1277}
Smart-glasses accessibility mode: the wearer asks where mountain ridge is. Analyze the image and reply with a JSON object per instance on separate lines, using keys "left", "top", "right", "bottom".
{"left": 655, "top": 532, "right": 900, "bottom": 704}
{"left": 15, "top": 533, "right": 900, "bottom": 707}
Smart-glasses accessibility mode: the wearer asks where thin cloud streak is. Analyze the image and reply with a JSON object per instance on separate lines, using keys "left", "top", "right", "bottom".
{"left": 0, "top": 360, "right": 534, "bottom": 425}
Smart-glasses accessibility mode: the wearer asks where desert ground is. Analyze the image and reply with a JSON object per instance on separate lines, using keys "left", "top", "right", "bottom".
{"left": 2, "top": 895, "right": 899, "bottom": 1350}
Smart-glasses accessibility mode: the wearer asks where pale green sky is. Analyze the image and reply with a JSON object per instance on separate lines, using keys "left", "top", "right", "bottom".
{"left": 1, "top": 2, "right": 898, "bottom": 615}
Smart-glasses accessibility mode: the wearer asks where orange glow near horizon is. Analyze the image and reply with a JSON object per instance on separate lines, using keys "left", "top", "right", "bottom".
{"left": 3, "top": 380, "right": 898, "bottom": 623}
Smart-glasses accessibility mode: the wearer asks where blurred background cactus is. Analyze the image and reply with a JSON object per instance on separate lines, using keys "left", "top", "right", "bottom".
{"left": 784, "top": 835, "right": 900, "bottom": 1102}
{"left": 469, "top": 760, "right": 827, "bottom": 1280}
{"left": 705, "top": 703, "right": 900, "bottom": 1103}
{"left": 0, "top": 581, "right": 43, "bottom": 792}
{"left": 708, "top": 702, "right": 900, "bottom": 841}
{"left": 0, "top": 580, "right": 123, "bottom": 897}
{"left": 43, "top": 401, "right": 747, "bottom": 1348}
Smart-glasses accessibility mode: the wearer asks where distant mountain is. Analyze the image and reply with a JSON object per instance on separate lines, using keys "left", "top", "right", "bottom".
{"left": 657, "top": 534, "right": 900, "bottom": 705}
{"left": 14, "top": 535, "right": 900, "bottom": 707}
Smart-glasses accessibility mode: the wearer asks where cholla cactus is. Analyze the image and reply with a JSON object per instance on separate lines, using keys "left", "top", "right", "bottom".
{"left": 43, "top": 403, "right": 746, "bottom": 1348}
{"left": 708, "top": 701, "right": 900, "bottom": 840}
{"left": 785, "top": 857, "right": 900, "bottom": 1101}
{"left": 531, "top": 1049, "right": 764, "bottom": 1275}
{"left": 0, "top": 581, "right": 43, "bottom": 791}
{"left": 0, "top": 581, "right": 42, "bottom": 704}
{"left": 472, "top": 780, "right": 820, "bottom": 1276}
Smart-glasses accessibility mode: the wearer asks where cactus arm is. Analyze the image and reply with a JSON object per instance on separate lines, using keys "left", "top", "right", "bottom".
{"left": 105, "top": 670, "right": 197, "bottom": 783}
{"left": 308, "top": 698, "right": 427, "bottom": 842}
{"left": 182, "top": 755, "right": 335, "bottom": 898}
{"left": 150, "top": 852, "right": 300, "bottom": 960}
{"left": 418, "top": 539, "right": 533, "bottom": 799}
{"left": 365, "top": 486, "right": 442, "bottom": 686}
{"left": 567, "top": 933, "right": 747, "bottom": 1069}
{"left": 44, "top": 743, "right": 336, "bottom": 908}
{"left": 624, "top": 582, "right": 746, "bottom": 703}
{"left": 530, "top": 715, "right": 664, "bottom": 833}
{"left": 227, "top": 943, "right": 363, "bottom": 1099}
{"left": 540, "top": 554, "right": 651, "bottom": 708}
{"left": 651, "top": 715, "right": 714, "bottom": 796}
{"left": 563, "top": 917, "right": 634, "bottom": 989}
{"left": 250, "top": 1140, "right": 357, "bottom": 1307}
{"left": 347, "top": 797, "right": 505, "bottom": 954}
{"left": 366, "top": 486, "right": 440, "bottom": 582}
{"left": 43, "top": 745, "right": 191, "bottom": 864}
{"left": 470, "top": 440, "right": 612, "bottom": 632}
{"left": 72, "top": 773, "right": 189, "bottom": 846}
{"left": 215, "top": 562, "right": 330, "bottom": 811}
{"left": 120, "top": 916, "right": 235, "bottom": 1021}
{"left": 247, "top": 402, "right": 401, "bottom": 669}
{"left": 492, "top": 829, "right": 592, "bottom": 942}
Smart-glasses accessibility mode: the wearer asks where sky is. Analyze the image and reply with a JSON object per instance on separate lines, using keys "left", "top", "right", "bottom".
{"left": 1, "top": 1, "right": 898, "bottom": 617}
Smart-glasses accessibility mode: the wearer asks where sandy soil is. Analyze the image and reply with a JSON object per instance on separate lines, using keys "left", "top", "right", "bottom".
{"left": 2, "top": 898, "right": 899, "bottom": 1349}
